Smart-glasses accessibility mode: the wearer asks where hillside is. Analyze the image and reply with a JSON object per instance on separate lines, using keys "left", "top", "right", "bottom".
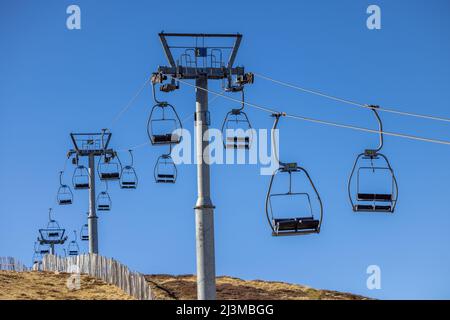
{"left": 146, "top": 275, "right": 369, "bottom": 300}
{"left": 0, "top": 271, "right": 368, "bottom": 300}
{"left": 0, "top": 271, "right": 133, "bottom": 300}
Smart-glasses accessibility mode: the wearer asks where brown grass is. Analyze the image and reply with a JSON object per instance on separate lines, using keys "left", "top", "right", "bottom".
{"left": 146, "top": 275, "right": 369, "bottom": 300}
{"left": 0, "top": 271, "right": 133, "bottom": 300}
{"left": 0, "top": 271, "right": 368, "bottom": 300}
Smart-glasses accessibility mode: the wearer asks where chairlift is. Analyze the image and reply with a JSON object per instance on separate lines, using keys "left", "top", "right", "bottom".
{"left": 98, "top": 152, "right": 121, "bottom": 181}
{"left": 57, "top": 171, "right": 73, "bottom": 205}
{"left": 32, "top": 242, "right": 45, "bottom": 264}
{"left": 97, "top": 183, "right": 112, "bottom": 211}
{"left": 80, "top": 223, "right": 89, "bottom": 241}
{"left": 38, "top": 244, "right": 51, "bottom": 255}
{"left": 265, "top": 113, "right": 323, "bottom": 236}
{"left": 32, "top": 252, "right": 42, "bottom": 265}
{"left": 147, "top": 84, "right": 182, "bottom": 145}
{"left": 38, "top": 208, "right": 67, "bottom": 242}
{"left": 221, "top": 89, "right": 253, "bottom": 150}
{"left": 120, "top": 150, "right": 138, "bottom": 189}
{"left": 348, "top": 106, "right": 398, "bottom": 213}
{"left": 154, "top": 153, "right": 177, "bottom": 184}
{"left": 72, "top": 165, "right": 90, "bottom": 190}
{"left": 67, "top": 231, "right": 80, "bottom": 256}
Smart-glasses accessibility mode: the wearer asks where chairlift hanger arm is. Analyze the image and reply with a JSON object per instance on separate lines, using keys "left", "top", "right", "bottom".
{"left": 151, "top": 82, "right": 166, "bottom": 105}
{"left": 368, "top": 105, "right": 384, "bottom": 153}
{"left": 59, "top": 171, "right": 64, "bottom": 186}
{"left": 128, "top": 150, "right": 134, "bottom": 167}
{"left": 270, "top": 112, "right": 287, "bottom": 167}
{"left": 239, "top": 89, "right": 245, "bottom": 111}
{"left": 48, "top": 208, "right": 53, "bottom": 222}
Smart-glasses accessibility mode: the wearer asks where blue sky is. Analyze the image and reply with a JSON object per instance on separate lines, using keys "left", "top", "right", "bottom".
{"left": 1, "top": 0, "right": 450, "bottom": 299}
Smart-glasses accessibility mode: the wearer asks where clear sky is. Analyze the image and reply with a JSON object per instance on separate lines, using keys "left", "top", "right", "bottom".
{"left": 1, "top": 0, "right": 450, "bottom": 299}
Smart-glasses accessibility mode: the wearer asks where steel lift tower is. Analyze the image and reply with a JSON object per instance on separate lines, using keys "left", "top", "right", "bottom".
{"left": 67, "top": 130, "right": 118, "bottom": 254}
{"left": 153, "top": 32, "right": 253, "bottom": 300}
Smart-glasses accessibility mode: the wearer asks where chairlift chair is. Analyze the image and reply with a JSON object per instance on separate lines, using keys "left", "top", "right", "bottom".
{"left": 38, "top": 209, "right": 67, "bottom": 243}
{"left": 98, "top": 153, "right": 121, "bottom": 181}
{"left": 67, "top": 231, "right": 80, "bottom": 256}
{"left": 32, "top": 242, "right": 45, "bottom": 264}
{"left": 147, "top": 84, "right": 182, "bottom": 145}
{"left": 348, "top": 106, "right": 398, "bottom": 213}
{"left": 80, "top": 223, "right": 89, "bottom": 241}
{"left": 265, "top": 114, "right": 323, "bottom": 236}
{"left": 38, "top": 243, "right": 51, "bottom": 255}
{"left": 154, "top": 153, "right": 177, "bottom": 183}
{"left": 32, "top": 252, "right": 42, "bottom": 265}
{"left": 120, "top": 150, "right": 138, "bottom": 189}
{"left": 221, "top": 86, "right": 253, "bottom": 150}
{"left": 97, "top": 183, "right": 112, "bottom": 211}
{"left": 72, "top": 165, "right": 90, "bottom": 190}
{"left": 147, "top": 103, "right": 183, "bottom": 145}
{"left": 57, "top": 171, "right": 73, "bottom": 205}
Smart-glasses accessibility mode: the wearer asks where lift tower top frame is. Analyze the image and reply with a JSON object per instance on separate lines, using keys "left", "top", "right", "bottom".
{"left": 67, "top": 130, "right": 117, "bottom": 255}
{"left": 154, "top": 32, "right": 251, "bottom": 300}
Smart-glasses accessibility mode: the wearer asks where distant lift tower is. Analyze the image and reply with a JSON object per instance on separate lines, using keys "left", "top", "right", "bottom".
{"left": 67, "top": 130, "right": 118, "bottom": 254}
{"left": 153, "top": 32, "right": 253, "bottom": 300}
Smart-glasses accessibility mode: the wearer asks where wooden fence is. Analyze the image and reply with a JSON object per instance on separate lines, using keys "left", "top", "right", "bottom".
{"left": 42, "top": 254, "right": 153, "bottom": 300}
{"left": 0, "top": 257, "right": 28, "bottom": 272}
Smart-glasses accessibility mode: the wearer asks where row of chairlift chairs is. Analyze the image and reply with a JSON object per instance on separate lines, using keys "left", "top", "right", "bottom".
{"left": 47, "top": 149, "right": 139, "bottom": 262}
{"left": 56, "top": 70, "right": 398, "bottom": 242}
{"left": 147, "top": 77, "right": 181, "bottom": 184}
{"left": 147, "top": 72, "right": 255, "bottom": 183}
{"left": 149, "top": 71, "right": 398, "bottom": 237}
{"left": 265, "top": 106, "right": 398, "bottom": 236}
{"left": 56, "top": 150, "right": 139, "bottom": 212}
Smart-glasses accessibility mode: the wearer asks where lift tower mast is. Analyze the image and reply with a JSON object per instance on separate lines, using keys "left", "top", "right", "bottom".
{"left": 154, "top": 32, "right": 251, "bottom": 300}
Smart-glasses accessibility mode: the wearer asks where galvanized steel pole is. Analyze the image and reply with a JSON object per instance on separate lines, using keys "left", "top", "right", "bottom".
{"left": 194, "top": 75, "right": 216, "bottom": 300}
{"left": 88, "top": 153, "right": 98, "bottom": 254}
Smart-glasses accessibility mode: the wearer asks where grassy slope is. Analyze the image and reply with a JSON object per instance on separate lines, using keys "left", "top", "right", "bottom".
{"left": 0, "top": 271, "right": 133, "bottom": 300}
{"left": 0, "top": 271, "right": 368, "bottom": 300}
{"left": 146, "top": 275, "right": 369, "bottom": 300}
